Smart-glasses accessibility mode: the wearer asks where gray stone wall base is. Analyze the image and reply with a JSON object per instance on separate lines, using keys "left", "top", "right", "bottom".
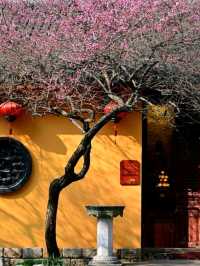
{"left": 0, "top": 248, "right": 200, "bottom": 265}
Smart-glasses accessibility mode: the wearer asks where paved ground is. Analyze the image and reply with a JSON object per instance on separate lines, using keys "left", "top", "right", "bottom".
{"left": 134, "top": 260, "right": 200, "bottom": 265}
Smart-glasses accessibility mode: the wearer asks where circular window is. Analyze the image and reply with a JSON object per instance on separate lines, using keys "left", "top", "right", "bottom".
{"left": 0, "top": 137, "right": 32, "bottom": 193}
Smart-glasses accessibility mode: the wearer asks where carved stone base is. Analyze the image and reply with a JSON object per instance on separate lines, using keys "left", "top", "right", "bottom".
{"left": 89, "top": 255, "right": 121, "bottom": 265}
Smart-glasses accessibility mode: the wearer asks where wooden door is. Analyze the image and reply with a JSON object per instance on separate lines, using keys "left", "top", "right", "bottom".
{"left": 154, "top": 221, "right": 175, "bottom": 247}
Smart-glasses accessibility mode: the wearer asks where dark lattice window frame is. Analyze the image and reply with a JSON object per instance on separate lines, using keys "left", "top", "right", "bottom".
{"left": 0, "top": 137, "right": 32, "bottom": 194}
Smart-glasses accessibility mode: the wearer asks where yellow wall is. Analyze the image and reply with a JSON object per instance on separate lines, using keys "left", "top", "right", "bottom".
{"left": 0, "top": 112, "right": 142, "bottom": 248}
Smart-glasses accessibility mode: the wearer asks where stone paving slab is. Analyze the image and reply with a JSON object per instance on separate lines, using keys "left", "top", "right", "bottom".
{"left": 131, "top": 260, "right": 200, "bottom": 266}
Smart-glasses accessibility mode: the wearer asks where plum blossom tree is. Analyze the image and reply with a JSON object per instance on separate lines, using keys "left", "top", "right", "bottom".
{"left": 0, "top": 0, "right": 200, "bottom": 257}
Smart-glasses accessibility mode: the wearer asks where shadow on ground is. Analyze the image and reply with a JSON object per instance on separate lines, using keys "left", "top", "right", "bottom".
{"left": 132, "top": 260, "right": 200, "bottom": 266}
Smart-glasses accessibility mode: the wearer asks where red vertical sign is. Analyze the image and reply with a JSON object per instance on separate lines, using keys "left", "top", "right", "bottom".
{"left": 120, "top": 160, "right": 140, "bottom": 185}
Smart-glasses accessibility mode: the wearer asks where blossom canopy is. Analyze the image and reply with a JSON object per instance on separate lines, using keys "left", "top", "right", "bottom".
{"left": 0, "top": 0, "right": 199, "bottom": 116}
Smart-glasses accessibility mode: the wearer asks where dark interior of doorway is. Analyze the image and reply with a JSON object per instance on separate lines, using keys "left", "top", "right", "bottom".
{"left": 142, "top": 117, "right": 200, "bottom": 248}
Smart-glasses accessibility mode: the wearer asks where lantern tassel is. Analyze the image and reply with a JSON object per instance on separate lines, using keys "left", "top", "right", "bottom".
{"left": 9, "top": 122, "right": 13, "bottom": 135}
{"left": 114, "top": 123, "right": 118, "bottom": 144}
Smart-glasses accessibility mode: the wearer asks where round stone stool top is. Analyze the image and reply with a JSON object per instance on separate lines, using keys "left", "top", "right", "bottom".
{"left": 86, "top": 205, "right": 125, "bottom": 218}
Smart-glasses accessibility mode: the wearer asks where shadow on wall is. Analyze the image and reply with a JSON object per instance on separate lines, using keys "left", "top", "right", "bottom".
{"left": 0, "top": 198, "right": 42, "bottom": 246}
{"left": 12, "top": 113, "right": 140, "bottom": 152}
{"left": 15, "top": 115, "right": 69, "bottom": 154}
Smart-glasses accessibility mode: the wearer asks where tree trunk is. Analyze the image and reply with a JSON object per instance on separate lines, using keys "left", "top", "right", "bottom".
{"left": 45, "top": 105, "right": 130, "bottom": 257}
{"left": 45, "top": 179, "right": 61, "bottom": 257}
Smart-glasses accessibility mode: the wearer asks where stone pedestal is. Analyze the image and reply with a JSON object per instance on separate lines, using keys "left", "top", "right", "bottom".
{"left": 86, "top": 205, "right": 125, "bottom": 266}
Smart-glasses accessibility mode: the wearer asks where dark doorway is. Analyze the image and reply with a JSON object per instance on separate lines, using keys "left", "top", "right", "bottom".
{"left": 142, "top": 109, "right": 200, "bottom": 248}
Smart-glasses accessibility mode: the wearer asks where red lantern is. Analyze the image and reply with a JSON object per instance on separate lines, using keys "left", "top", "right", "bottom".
{"left": 103, "top": 100, "right": 127, "bottom": 144}
{"left": 103, "top": 100, "right": 127, "bottom": 122}
{"left": 0, "top": 101, "right": 24, "bottom": 134}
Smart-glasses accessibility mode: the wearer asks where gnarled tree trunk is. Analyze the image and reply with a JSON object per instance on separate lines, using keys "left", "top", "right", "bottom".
{"left": 45, "top": 180, "right": 61, "bottom": 257}
{"left": 45, "top": 105, "right": 130, "bottom": 257}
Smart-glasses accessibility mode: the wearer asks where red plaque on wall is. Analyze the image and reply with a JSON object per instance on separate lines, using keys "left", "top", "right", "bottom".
{"left": 120, "top": 160, "right": 140, "bottom": 185}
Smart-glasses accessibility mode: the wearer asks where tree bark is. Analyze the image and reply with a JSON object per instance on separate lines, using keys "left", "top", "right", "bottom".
{"left": 45, "top": 179, "right": 61, "bottom": 257}
{"left": 45, "top": 143, "right": 91, "bottom": 257}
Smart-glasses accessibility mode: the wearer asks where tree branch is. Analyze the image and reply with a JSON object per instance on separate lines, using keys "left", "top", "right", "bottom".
{"left": 71, "top": 143, "right": 91, "bottom": 182}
